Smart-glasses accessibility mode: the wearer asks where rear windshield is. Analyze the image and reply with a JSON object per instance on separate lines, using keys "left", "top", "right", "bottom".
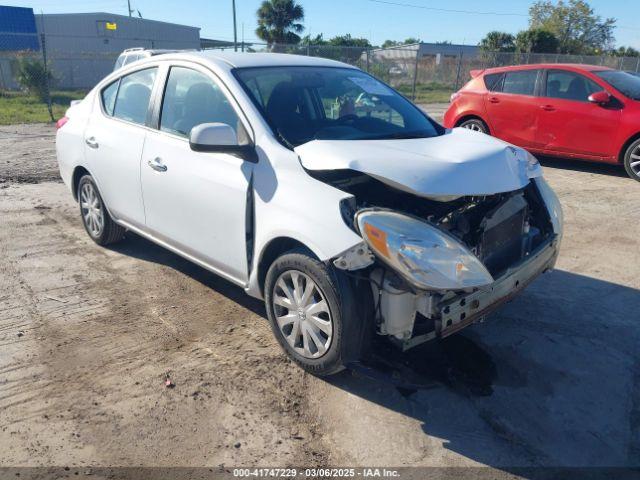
{"left": 234, "top": 66, "right": 442, "bottom": 147}
{"left": 596, "top": 70, "right": 640, "bottom": 100}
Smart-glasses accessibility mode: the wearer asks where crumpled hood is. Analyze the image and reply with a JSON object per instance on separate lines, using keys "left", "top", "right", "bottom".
{"left": 295, "top": 128, "right": 543, "bottom": 199}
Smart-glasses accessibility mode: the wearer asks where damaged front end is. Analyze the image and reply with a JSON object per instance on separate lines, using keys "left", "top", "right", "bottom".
{"left": 328, "top": 171, "right": 562, "bottom": 350}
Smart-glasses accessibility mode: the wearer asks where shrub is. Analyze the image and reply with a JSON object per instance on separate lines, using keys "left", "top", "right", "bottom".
{"left": 15, "top": 57, "right": 53, "bottom": 101}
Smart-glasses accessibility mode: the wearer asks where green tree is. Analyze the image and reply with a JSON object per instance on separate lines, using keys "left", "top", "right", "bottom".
{"left": 515, "top": 28, "right": 559, "bottom": 53}
{"left": 382, "top": 38, "right": 421, "bottom": 48}
{"left": 529, "top": 0, "right": 615, "bottom": 54}
{"left": 301, "top": 33, "right": 326, "bottom": 45}
{"left": 478, "top": 31, "right": 516, "bottom": 52}
{"left": 15, "top": 57, "right": 52, "bottom": 101}
{"left": 613, "top": 46, "right": 639, "bottom": 57}
{"left": 327, "top": 34, "right": 371, "bottom": 48}
{"left": 256, "top": 0, "right": 305, "bottom": 45}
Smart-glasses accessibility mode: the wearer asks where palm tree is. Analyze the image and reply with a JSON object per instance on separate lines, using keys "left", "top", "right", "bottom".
{"left": 256, "top": 0, "right": 304, "bottom": 46}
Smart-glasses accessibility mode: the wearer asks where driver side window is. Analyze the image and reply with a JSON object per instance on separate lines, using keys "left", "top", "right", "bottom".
{"left": 160, "top": 67, "right": 241, "bottom": 138}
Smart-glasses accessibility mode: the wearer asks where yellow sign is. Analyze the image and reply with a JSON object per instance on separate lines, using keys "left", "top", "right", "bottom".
{"left": 105, "top": 22, "right": 117, "bottom": 30}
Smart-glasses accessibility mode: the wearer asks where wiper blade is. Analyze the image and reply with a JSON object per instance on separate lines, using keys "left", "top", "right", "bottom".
{"left": 364, "top": 131, "right": 432, "bottom": 140}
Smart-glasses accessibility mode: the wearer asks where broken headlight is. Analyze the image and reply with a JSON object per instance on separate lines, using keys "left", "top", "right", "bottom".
{"left": 356, "top": 210, "right": 494, "bottom": 291}
{"left": 533, "top": 177, "right": 563, "bottom": 238}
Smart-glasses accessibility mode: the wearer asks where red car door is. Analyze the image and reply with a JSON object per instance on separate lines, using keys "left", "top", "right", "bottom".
{"left": 484, "top": 69, "right": 542, "bottom": 148}
{"left": 535, "top": 69, "right": 622, "bottom": 159}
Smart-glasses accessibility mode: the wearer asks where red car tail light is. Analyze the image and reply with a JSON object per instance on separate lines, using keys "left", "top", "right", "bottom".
{"left": 56, "top": 116, "right": 69, "bottom": 129}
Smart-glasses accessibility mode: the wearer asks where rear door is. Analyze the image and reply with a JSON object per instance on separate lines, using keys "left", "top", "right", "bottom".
{"left": 535, "top": 69, "right": 622, "bottom": 158}
{"left": 484, "top": 69, "right": 542, "bottom": 148}
{"left": 83, "top": 67, "right": 158, "bottom": 227}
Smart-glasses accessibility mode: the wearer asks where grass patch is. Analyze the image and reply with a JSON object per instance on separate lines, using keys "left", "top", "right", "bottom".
{"left": 0, "top": 90, "right": 86, "bottom": 125}
{"left": 396, "top": 82, "right": 453, "bottom": 104}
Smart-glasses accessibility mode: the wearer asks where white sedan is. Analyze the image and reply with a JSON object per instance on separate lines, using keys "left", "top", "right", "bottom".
{"left": 56, "top": 51, "right": 563, "bottom": 376}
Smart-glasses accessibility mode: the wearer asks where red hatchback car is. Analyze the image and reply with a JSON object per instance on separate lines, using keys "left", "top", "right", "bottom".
{"left": 444, "top": 64, "right": 640, "bottom": 181}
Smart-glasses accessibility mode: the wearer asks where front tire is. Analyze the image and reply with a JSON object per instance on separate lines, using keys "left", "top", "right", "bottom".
{"left": 623, "top": 138, "right": 640, "bottom": 182}
{"left": 458, "top": 118, "right": 489, "bottom": 134}
{"left": 78, "top": 175, "right": 125, "bottom": 245}
{"left": 264, "top": 249, "right": 370, "bottom": 376}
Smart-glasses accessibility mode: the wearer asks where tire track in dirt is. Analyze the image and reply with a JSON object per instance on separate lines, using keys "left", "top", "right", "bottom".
{"left": 0, "top": 182, "right": 329, "bottom": 467}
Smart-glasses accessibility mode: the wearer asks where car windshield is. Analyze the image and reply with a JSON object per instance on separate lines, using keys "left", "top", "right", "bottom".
{"left": 596, "top": 70, "right": 640, "bottom": 100}
{"left": 234, "top": 66, "right": 442, "bottom": 147}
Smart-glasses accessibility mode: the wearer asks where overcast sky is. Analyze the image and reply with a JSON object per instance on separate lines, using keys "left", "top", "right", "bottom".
{"left": 7, "top": 0, "right": 639, "bottom": 48}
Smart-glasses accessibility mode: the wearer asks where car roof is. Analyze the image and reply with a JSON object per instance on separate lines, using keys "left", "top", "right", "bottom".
{"left": 480, "top": 63, "right": 614, "bottom": 75}
{"left": 149, "top": 50, "right": 357, "bottom": 70}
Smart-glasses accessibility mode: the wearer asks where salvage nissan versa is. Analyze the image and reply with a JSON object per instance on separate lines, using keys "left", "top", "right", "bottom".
{"left": 56, "top": 52, "right": 563, "bottom": 376}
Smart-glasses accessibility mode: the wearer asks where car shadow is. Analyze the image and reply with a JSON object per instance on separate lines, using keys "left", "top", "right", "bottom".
{"left": 538, "top": 155, "right": 628, "bottom": 179}
{"left": 107, "top": 234, "right": 639, "bottom": 471}
{"left": 107, "top": 232, "right": 266, "bottom": 318}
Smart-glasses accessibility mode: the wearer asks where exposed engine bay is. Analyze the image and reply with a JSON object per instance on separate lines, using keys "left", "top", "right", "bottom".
{"left": 313, "top": 169, "right": 558, "bottom": 350}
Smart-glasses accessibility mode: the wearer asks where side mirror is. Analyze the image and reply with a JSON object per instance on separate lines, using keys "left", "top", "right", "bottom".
{"left": 588, "top": 91, "right": 611, "bottom": 105}
{"left": 189, "top": 123, "right": 257, "bottom": 162}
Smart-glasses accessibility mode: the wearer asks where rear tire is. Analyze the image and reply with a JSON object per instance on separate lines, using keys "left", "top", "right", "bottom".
{"left": 623, "top": 138, "right": 640, "bottom": 182}
{"left": 77, "top": 174, "right": 125, "bottom": 245}
{"left": 264, "top": 249, "right": 371, "bottom": 376}
{"left": 458, "top": 118, "right": 489, "bottom": 134}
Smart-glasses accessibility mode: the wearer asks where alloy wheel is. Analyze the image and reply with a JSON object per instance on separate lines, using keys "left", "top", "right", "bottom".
{"left": 629, "top": 144, "right": 640, "bottom": 179}
{"left": 80, "top": 181, "right": 104, "bottom": 238}
{"left": 461, "top": 121, "right": 485, "bottom": 133}
{"left": 272, "top": 270, "right": 333, "bottom": 359}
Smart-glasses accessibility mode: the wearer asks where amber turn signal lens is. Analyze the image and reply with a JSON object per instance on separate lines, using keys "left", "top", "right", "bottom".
{"left": 363, "top": 222, "right": 390, "bottom": 259}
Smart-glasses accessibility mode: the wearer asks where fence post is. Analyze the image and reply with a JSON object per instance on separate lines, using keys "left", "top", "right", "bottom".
{"left": 411, "top": 48, "right": 419, "bottom": 102}
{"left": 454, "top": 51, "right": 463, "bottom": 91}
{"left": 40, "top": 33, "right": 54, "bottom": 122}
{"left": 0, "top": 60, "right": 6, "bottom": 90}
{"left": 636, "top": 57, "right": 640, "bottom": 73}
{"left": 366, "top": 47, "right": 370, "bottom": 73}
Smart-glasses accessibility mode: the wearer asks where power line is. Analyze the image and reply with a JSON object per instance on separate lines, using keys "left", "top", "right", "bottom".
{"left": 365, "top": 0, "right": 640, "bottom": 33}
{"left": 365, "top": 0, "right": 528, "bottom": 17}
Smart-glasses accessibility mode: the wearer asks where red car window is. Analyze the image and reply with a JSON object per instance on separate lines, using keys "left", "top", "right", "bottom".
{"left": 545, "top": 70, "right": 601, "bottom": 102}
{"left": 502, "top": 70, "right": 538, "bottom": 96}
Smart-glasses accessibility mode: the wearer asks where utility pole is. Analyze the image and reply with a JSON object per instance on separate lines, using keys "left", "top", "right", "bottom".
{"left": 232, "top": 0, "right": 238, "bottom": 52}
{"left": 127, "top": 0, "right": 132, "bottom": 17}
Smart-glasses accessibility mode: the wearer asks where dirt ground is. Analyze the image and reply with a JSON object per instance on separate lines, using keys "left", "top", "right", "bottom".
{"left": 1, "top": 119, "right": 639, "bottom": 475}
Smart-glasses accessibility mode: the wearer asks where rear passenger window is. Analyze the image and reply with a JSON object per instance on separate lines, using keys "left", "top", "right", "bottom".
{"left": 484, "top": 73, "right": 504, "bottom": 92}
{"left": 123, "top": 54, "right": 140, "bottom": 66}
{"left": 114, "top": 56, "right": 125, "bottom": 70}
{"left": 545, "top": 70, "right": 601, "bottom": 102}
{"left": 112, "top": 68, "right": 157, "bottom": 125}
{"left": 101, "top": 80, "right": 119, "bottom": 116}
{"left": 502, "top": 70, "right": 538, "bottom": 96}
{"left": 159, "top": 67, "right": 241, "bottom": 138}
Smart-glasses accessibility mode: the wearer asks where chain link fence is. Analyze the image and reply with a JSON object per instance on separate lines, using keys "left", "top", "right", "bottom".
{"left": 2, "top": 32, "right": 640, "bottom": 125}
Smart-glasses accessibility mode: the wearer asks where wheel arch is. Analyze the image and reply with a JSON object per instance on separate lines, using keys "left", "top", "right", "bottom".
{"left": 618, "top": 132, "right": 640, "bottom": 164}
{"left": 455, "top": 114, "right": 490, "bottom": 133}
{"left": 71, "top": 165, "right": 91, "bottom": 201}
{"left": 255, "top": 236, "right": 319, "bottom": 297}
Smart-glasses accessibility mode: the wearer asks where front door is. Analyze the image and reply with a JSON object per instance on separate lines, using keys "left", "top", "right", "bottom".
{"left": 535, "top": 69, "right": 622, "bottom": 158}
{"left": 140, "top": 65, "right": 254, "bottom": 284}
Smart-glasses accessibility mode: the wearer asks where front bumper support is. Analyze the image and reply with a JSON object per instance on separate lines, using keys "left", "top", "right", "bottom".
{"left": 438, "top": 237, "right": 559, "bottom": 338}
